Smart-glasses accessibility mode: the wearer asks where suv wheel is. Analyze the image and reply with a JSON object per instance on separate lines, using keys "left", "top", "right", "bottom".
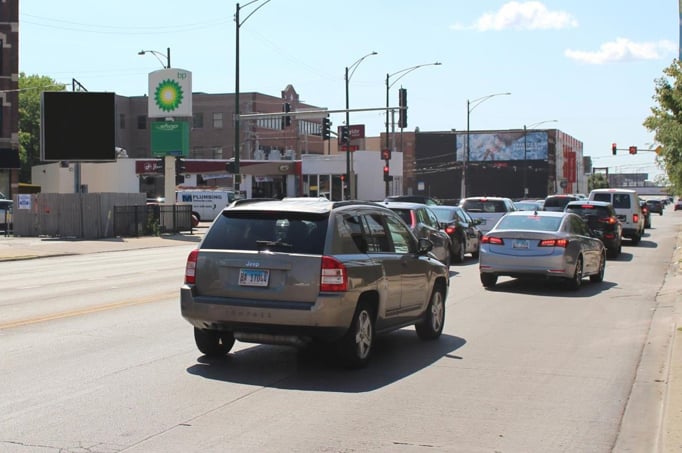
{"left": 194, "top": 328, "right": 235, "bottom": 357}
{"left": 338, "top": 302, "right": 374, "bottom": 368}
{"left": 631, "top": 233, "right": 641, "bottom": 245}
{"left": 415, "top": 284, "right": 445, "bottom": 340}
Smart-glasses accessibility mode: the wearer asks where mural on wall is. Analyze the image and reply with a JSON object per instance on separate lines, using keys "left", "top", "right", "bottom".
{"left": 456, "top": 131, "right": 549, "bottom": 162}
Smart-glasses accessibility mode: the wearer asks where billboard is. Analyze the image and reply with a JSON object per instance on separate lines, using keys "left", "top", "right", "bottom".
{"left": 40, "top": 91, "right": 116, "bottom": 161}
{"left": 151, "top": 120, "right": 190, "bottom": 157}
{"left": 456, "top": 131, "right": 548, "bottom": 162}
{"left": 147, "top": 68, "right": 192, "bottom": 118}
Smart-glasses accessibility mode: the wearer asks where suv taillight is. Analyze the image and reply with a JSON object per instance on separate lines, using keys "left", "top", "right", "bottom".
{"left": 185, "top": 249, "right": 199, "bottom": 284}
{"left": 633, "top": 213, "right": 640, "bottom": 223}
{"left": 320, "top": 255, "right": 347, "bottom": 292}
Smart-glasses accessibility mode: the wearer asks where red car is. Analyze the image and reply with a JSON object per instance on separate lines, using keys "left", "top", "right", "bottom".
{"left": 675, "top": 199, "right": 682, "bottom": 211}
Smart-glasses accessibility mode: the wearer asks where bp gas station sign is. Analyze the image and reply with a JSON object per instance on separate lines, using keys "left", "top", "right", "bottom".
{"left": 147, "top": 68, "right": 192, "bottom": 118}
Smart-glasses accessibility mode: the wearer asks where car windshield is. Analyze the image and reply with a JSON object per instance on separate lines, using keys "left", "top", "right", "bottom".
{"left": 201, "top": 211, "right": 328, "bottom": 254}
{"left": 496, "top": 215, "right": 562, "bottom": 232}
{"left": 430, "top": 207, "right": 455, "bottom": 222}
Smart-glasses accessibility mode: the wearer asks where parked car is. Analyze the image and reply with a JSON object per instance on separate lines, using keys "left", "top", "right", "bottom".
{"left": 640, "top": 199, "right": 651, "bottom": 228}
{"left": 675, "top": 199, "right": 682, "bottom": 211}
{"left": 588, "top": 188, "right": 645, "bottom": 245}
{"left": 479, "top": 210, "right": 606, "bottom": 290}
{"left": 383, "top": 195, "right": 441, "bottom": 205}
{"left": 514, "top": 200, "right": 544, "bottom": 211}
{"left": 459, "top": 196, "right": 517, "bottom": 235}
{"left": 430, "top": 205, "right": 482, "bottom": 263}
{"left": 542, "top": 194, "right": 580, "bottom": 212}
{"left": 382, "top": 201, "right": 452, "bottom": 266}
{"left": 564, "top": 200, "right": 623, "bottom": 259}
{"left": 181, "top": 198, "right": 450, "bottom": 368}
{"left": 646, "top": 198, "right": 664, "bottom": 215}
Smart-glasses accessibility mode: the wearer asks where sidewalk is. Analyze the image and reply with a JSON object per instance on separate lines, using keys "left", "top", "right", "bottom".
{"left": 0, "top": 231, "right": 203, "bottom": 262}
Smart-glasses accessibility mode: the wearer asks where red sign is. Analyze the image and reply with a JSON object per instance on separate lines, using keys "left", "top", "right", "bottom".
{"left": 337, "top": 124, "right": 365, "bottom": 145}
{"left": 339, "top": 145, "right": 360, "bottom": 152}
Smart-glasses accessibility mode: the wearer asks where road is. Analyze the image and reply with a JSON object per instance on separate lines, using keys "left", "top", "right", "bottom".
{"left": 0, "top": 213, "right": 680, "bottom": 453}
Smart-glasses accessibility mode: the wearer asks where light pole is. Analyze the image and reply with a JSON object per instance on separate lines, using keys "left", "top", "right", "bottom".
{"left": 345, "top": 51, "right": 378, "bottom": 200}
{"left": 138, "top": 48, "right": 171, "bottom": 68}
{"left": 385, "top": 62, "right": 441, "bottom": 196}
{"left": 234, "top": 0, "right": 271, "bottom": 196}
{"left": 523, "top": 119, "right": 557, "bottom": 198}
{"left": 462, "top": 92, "right": 511, "bottom": 198}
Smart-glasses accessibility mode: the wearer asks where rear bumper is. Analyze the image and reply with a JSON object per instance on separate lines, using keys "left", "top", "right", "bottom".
{"left": 180, "top": 286, "right": 355, "bottom": 341}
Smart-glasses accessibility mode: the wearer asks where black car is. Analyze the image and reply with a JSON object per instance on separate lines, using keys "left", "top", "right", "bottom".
{"left": 564, "top": 200, "right": 622, "bottom": 259}
{"left": 430, "top": 205, "right": 482, "bottom": 263}
{"left": 543, "top": 194, "right": 580, "bottom": 212}
{"left": 646, "top": 199, "right": 664, "bottom": 215}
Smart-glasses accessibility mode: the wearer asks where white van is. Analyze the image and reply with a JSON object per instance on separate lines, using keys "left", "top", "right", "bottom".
{"left": 176, "top": 190, "right": 237, "bottom": 223}
{"left": 588, "top": 188, "right": 644, "bottom": 244}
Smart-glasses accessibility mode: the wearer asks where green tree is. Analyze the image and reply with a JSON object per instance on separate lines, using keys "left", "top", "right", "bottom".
{"left": 643, "top": 60, "right": 682, "bottom": 196}
{"left": 588, "top": 173, "right": 609, "bottom": 191}
{"left": 18, "top": 73, "right": 65, "bottom": 182}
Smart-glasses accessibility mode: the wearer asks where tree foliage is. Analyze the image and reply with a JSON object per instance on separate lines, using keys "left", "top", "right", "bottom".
{"left": 588, "top": 173, "right": 609, "bottom": 191}
{"left": 18, "top": 73, "right": 65, "bottom": 182}
{"left": 643, "top": 60, "right": 682, "bottom": 196}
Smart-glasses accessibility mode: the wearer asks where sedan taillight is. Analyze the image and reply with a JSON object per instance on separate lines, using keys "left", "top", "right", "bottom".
{"left": 481, "top": 235, "right": 504, "bottom": 245}
{"left": 185, "top": 249, "right": 199, "bottom": 284}
{"left": 320, "top": 256, "right": 348, "bottom": 292}
{"left": 538, "top": 239, "right": 568, "bottom": 248}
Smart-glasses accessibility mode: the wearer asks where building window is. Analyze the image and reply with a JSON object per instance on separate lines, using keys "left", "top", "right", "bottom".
{"left": 137, "top": 115, "right": 146, "bottom": 129}
{"left": 193, "top": 112, "right": 204, "bottom": 128}
{"left": 212, "top": 112, "right": 223, "bottom": 129}
{"left": 119, "top": 113, "right": 125, "bottom": 129}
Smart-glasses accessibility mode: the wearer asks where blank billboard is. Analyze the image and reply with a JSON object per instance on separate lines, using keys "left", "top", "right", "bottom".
{"left": 40, "top": 91, "right": 116, "bottom": 161}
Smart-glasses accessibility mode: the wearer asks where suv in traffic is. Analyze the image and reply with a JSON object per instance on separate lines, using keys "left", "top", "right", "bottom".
{"left": 181, "top": 198, "right": 450, "bottom": 368}
{"left": 588, "top": 188, "right": 645, "bottom": 244}
{"left": 543, "top": 194, "right": 580, "bottom": 212}
{"left": 459, "top": 196, "right": 517, "bottom": 234}
{"left": 564, "top": 200, "right": 623, "bottom": 259}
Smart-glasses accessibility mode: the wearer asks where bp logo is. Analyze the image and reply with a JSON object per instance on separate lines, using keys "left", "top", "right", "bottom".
{"left": 154, "top": 79, "right": 184, "bottom": 112}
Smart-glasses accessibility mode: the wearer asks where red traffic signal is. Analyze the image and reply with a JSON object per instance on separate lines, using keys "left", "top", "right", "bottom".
{"left": 612, "top": 143, "right": 617, "bottom": 155}
{"left": 381, "top": 149, "right": 391, "bottom": 160}
{"left": 383, "top": 165, "right": 392, "bottom": 182}
{"left": 628, "top": 146, "right": 637, "bottom": 155}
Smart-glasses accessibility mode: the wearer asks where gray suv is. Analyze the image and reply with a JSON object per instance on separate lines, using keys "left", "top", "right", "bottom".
{"left": 181, "top": 198, "right": 450, "bottom": 368}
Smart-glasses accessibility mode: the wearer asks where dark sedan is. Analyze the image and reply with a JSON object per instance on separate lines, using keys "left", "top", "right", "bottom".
{"left": 430, "top": 205, "right": 482, "bottom": 263}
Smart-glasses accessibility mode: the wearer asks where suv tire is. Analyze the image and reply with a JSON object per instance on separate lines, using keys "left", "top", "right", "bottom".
{"left": 194, "top": 328, "right": 235, "bottom": 357}
{"left": 415, "top": 285, "right": 445, "bottom": 340}
{"left": 338, "top": 302, "right": 374, "bottom": 368}
{"left": 452, "top": 238, "right": 465, "bottom": 263}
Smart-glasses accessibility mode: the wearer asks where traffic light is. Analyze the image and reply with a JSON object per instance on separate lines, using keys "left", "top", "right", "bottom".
{"left": 322, "top": 117, "right": 331, "bottom": 140}
{"left": 225, "top": 161, "right": 236, "bottom": 173}
{"left": 282, "top": 103, "right": 291, "bottom": 128}
{"left": 340, "top": 126, "right": 350, "bottom": 144}
{"left": 383, "top": 164, "right": 393, "bottom": 182}
{"left": 175, "top": 156, "right": 186, "bottom": 175}
{"left": 629, "top": 146, "right": 637, "bottom": 155}
{"left": 398, "top": 88, "right": 407, "bottom": 128}
{"left": 381, "top": 149, "right": 391, "bottom": 160}
{"left": 612, "top": 143, "right": 617, "bottom": 155}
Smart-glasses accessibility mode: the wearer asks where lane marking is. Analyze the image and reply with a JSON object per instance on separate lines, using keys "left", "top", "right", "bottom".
{"left": 0, "top": 291, "right": 177, "bottom": 330}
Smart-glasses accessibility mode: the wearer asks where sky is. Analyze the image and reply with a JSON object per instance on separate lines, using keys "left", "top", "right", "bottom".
{"left": 18, "top": 1, "right": 679, "bottom": 180}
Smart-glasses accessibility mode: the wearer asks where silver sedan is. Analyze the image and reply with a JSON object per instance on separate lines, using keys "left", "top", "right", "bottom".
{"left": 479, "top": 211, "right": 606, "bottom": 290}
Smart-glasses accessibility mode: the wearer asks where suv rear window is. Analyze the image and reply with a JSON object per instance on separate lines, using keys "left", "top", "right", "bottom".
{"left": 592, "top": 193, "right": 632, "bottom": 209}
{"left": 544, "top": 196, "right": 576, "bottom": 209}
{"left": 461, "top": 199, "right": 507, "bottom": 213}
{"left": 201, "top": 211, "right": 328, "bottom": 254}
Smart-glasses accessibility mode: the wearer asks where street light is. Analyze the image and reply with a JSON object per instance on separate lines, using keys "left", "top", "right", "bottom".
{"left": 385, "top": 62, "right": 442, "bottom": 196}
{"left": 138, "top": 48, "right": 171, "bottom": 68}
{"left": 345, "top": 51, "right": 378, "bottom": 200}
{"left": 462, "top": 92, "right": 511, "bottom": 198}
{"left": 523, "top": 119, "right": 558, "bottom": 198}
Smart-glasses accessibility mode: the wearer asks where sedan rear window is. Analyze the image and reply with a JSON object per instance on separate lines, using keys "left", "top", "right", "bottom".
{"left": 201, "top": 211, "right": 328, "bottom": 254}
{"left": 462, "top": 200, "right": 508, "bottom": 213}
{"left": 496, "top": 215, "right": 562, "bottom": 232}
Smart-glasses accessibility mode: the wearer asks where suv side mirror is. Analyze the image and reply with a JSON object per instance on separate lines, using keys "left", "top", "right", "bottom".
{"left": 417, "top": 238, "right": 433, "bottom": 255}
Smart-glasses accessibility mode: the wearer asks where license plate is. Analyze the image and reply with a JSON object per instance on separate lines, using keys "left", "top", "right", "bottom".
{"left": 513, "top": 239, "right": 529, "bottom": 249}
{"left": 239, "top": 268, "right": 270, "bottom": 287}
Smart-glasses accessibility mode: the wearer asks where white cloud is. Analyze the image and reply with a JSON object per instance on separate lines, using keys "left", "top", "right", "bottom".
{"left": 565, "top": 38, "right": 677, "bottom": 64}
{"left": 451, "top": 1, "right": 578, "bottom": 31}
